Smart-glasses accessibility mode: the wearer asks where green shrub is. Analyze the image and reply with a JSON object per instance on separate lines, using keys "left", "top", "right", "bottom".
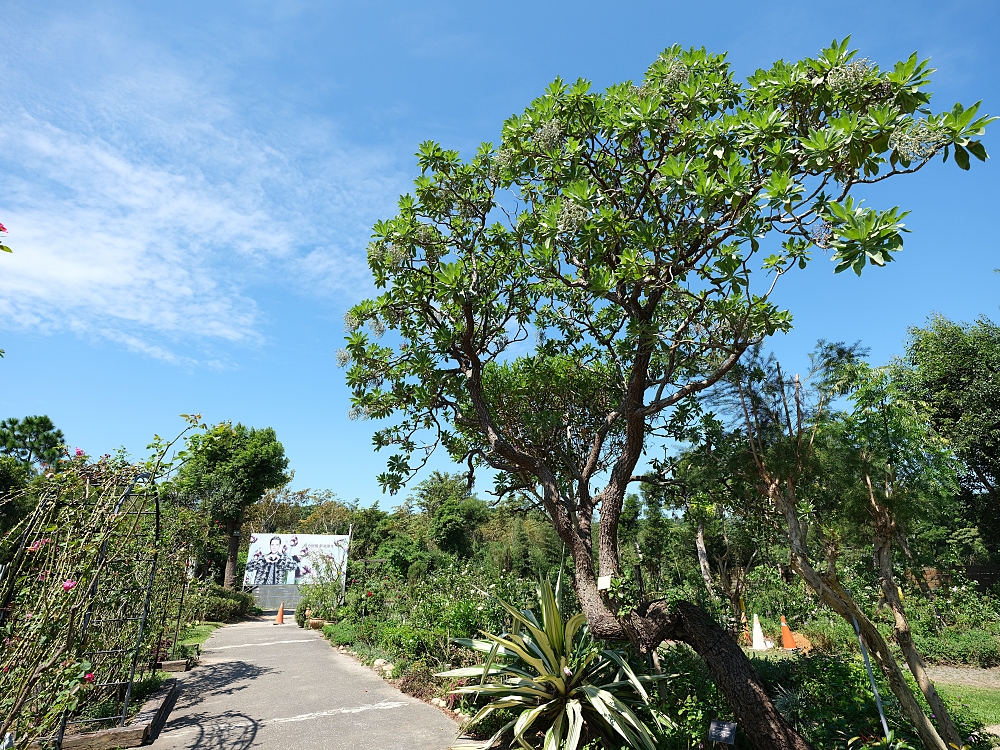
{"left": 186, "top": 584, "right": 255, "bottom": 622}
{"left": 743, "top": 565, "right": 818, "bottom": 628}
{"left": 914, "top": 629, "right": 1000, "bottom": 668}
{"left": 651, "top": 644, "right": 729, "bottom": 745}
{"left": 800, "top": 615, "right": 861, "bottom": 656}
{"left": 200, "top": 596, "right": 243, "bottom": 622}
{"left": 377, "top": 623, "right": 437, "bottom": 656}
{"left": 297, "top": 571, "right": 343, "bottom": 620}
{"left": 750, "top": 651, "right": 885, "bottom": 747}
{"left": 323, "top": 621, "right": 358, "bottom": 645}
{"left": 397, "top": 658, "right": 438, "bottom": 700}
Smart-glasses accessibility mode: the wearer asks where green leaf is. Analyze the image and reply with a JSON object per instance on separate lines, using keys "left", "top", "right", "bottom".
{"left": 954, "top": 143, "right": 971, "bottom": 170}
{"left": 514, "top": 700, "right": 556, "bottom": 748}
{"left": 435, "top": 666, "right": 502, "bottom": 678}
{"left": 538, "top": 580, "right": 564, "bottom": 655}
{"left": 542, "top": 710, "right": 565, "bottom": 750}
{"left": 967, "top": 140, "right": 988, "bottom": 162}
{"left": 564, "top": 699, "right": 584, "bottom": 750}
{"left": 563, "top": 612, "right": 587, "bottom": 658}
{"left": 602, "top": 649, "right": 650, "bottom": 701}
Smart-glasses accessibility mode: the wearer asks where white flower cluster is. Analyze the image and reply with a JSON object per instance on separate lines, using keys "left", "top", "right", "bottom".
{"left": 347, "top": 404, "right": 373, "bottom": 421}
{"left": 494, "top": 148, "right": 515, "bottom": 171}
{"left": 415, "top": 224, "right": 437, "bottom": 246}
{"left": 633, "top": 61, "right": 687, "bottom": 99}
{"left": 344, "top": 312, "right": 360, "bottom": 331}
{"left": 557, "top": 200, "right": 589, "bottom": 234}
{"left": 810, "top": 222, "right": 833, "bottom": 248}
{"left": 368, "top": 318, "right": 386, "bottom": 338}
{"left": 533, "top": 120, "right": 564, "bottom": 152}
{"left": 383, "top": 306, "right": 405, "bottom": 325}
{"left": 335, "top": 348, "right": 351, "bottom": 367}
{"left": 371, "top": 241, "right": 408, "bottom": 268}
{"left": 889, "top": 120, "right": 948, "bottom": 161}
{"left": 826, "top": 58, "right": 873, "bottom": 92}
{"left": 658, "top": 60, "right": 689, "bottom": 90}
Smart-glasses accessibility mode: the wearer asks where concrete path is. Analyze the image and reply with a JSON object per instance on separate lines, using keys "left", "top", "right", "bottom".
{"left": 153, "top": 618, "right": 459, "bottom": 750}
{"left": 926, "top": 665, "right": 1000, "bottom": 689}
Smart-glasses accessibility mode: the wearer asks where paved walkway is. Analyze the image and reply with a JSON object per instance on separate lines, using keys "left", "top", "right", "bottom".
{"left": 926, "top": 665, "right": 1000, "bottom": 689}
{"left": 153, "top": 618, "right": 459, "bottom": 750}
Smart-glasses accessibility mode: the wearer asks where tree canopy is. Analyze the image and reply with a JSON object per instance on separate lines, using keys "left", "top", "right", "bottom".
{"left": 0, "top": 416, "right": 66, "bottom": 471}
{"left": 177, "top": 423, "right": 289, "bottom": 520}
{"left": 342, "top": 41, "right": 992, "bottom": 750}
{"left": 901, "top": 314, "right": 1000, "bottom": 502}
{"left": 175, "top": 422, "right": 289, "bottom": 587}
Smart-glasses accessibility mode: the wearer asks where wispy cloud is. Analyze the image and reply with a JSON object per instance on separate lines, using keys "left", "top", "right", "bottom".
{"left": 0, "top": 15, "right": 405, "bottom": 364}
{"left": 0, "top": 112, "right": 267, "bottom": 344}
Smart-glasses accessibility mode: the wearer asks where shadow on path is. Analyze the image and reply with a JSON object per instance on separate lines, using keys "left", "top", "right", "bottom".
{"left": 152, "top": 622, "right": 456, "bottom": 750}
{"left": 169, "top": 660, "right": 274, "bottom": 715}
{"left": 160, "top": 711, "right": 258, "bottom": 750}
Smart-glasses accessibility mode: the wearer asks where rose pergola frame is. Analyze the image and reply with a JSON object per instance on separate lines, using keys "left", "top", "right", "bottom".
{"left": 0, "top": 465, "right": 186, "bottom": 749}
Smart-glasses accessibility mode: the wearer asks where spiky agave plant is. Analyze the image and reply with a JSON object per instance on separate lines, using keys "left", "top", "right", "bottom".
{"left": 438, "top": 580, "right": 670, "bottom": 750}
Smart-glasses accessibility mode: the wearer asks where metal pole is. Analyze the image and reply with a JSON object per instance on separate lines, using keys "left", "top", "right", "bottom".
{"left": 851, "top": 613, "right": 890, "bottom": 738}
{"left": 170, "top": 573, "right": 190, "bottom": 660}
{"left": 119, "top": 478, "right": 160, "bottom": 726}
{"left": 341, "top": 523, "right": 353, "bottom": 605}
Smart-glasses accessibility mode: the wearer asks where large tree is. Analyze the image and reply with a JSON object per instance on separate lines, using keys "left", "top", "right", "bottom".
{"left": 901, "top": 315, "right": 1000, "bottom": 534}
{"left": 176, "top": 422, "right": 289, "bottom": 588}
{"left": 342, "top": 41, "right": 991, "bottom": 750}
{"left": 0, "top": 415, "right": 65, "bottom": 471}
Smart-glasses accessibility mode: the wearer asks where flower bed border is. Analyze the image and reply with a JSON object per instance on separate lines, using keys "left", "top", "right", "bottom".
{"left": 29, "top": 678, "right": 177, "bottom": 750}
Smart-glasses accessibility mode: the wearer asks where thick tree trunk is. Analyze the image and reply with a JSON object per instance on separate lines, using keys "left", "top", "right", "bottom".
{"left": 641, "top": 600, "right": 813, "bottom": 750}
{"left": 874, "top": 528, "right": 961, "bottom": 748}
{"left": 695, "top": 520, "right": 718, "bottom": 600}
{"left": 459, "top": 325, "right": 793, "bottom": 747}
{"left": 562, "top": 525, "right": 813, "bottom": 750}
{"left": 223, "top": 516, "right": 242, "bottom": 589}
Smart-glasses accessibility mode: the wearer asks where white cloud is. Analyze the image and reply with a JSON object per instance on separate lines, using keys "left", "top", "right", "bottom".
{"left": 0, "top": 22, "right": 405, "bottom": 363}
{"left": 0, "top": 112, "right": 268, "bottom": 344}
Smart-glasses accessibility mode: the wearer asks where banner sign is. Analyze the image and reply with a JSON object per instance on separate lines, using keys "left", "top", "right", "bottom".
{"left": 243, "top": 533, "right": 349, "bottom": 586}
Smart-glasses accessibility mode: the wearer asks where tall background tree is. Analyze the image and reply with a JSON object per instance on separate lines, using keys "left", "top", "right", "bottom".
{"left": 900, "top": 314, "right": 1000, "bottom": 554}
{"left": 0, "top": 415, "right": 65, "bottom": 534}
{"left": 0, "top": 416, "right": 65, "bottom": 471}
{"left": 175, "top": 422, "right": 289, "bottom": 588}
{"left": 342, "top": 40, "right": 991, "bottom": 750}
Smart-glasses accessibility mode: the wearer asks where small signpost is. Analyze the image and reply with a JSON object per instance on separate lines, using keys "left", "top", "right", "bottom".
{"left": 708, "top": 720, "right": 738, "bottom": 745}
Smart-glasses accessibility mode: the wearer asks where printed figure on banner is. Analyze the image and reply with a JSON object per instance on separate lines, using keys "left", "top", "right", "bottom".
{"left": 243, "top": 533, "right": 349, "bottom": 586}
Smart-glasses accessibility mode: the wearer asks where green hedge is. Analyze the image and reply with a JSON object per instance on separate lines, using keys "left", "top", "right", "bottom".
{"left": 322, "top": 621, "right": 357, "bottom": 645}
{"left": 914, "top": 629, "right": 1000, "bottom": 668}
{"left": 186, "top": 584, "right": 255, "bottom": 622}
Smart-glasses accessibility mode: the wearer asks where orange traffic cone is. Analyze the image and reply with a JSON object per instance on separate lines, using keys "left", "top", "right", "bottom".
{"left": 275, "top": 602, "right": 285, "bottom": 625}
{"left": 780, "top": 615, "right": 796, "bottom": 650}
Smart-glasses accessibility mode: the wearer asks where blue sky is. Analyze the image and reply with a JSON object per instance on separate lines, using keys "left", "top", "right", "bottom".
{"left": 0, "top": 0, "right": 997, "bottom": 504}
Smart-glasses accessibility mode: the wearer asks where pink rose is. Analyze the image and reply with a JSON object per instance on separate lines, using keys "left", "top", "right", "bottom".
{"left": 63, "top": 580, "right": 77, "bottom": 592}
{"left": 0, "top": 223, "right": 7, "bottom": 233}
{"left": 84, "top": 672, "right": 95, "bottom": 683}
{"left": 75, "top": 447, "right": 84, "bottom": 457}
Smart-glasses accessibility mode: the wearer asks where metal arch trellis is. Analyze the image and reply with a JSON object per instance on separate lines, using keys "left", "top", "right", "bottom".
{"left": 50, "top": 472, "right": 162, "bottom": 746}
